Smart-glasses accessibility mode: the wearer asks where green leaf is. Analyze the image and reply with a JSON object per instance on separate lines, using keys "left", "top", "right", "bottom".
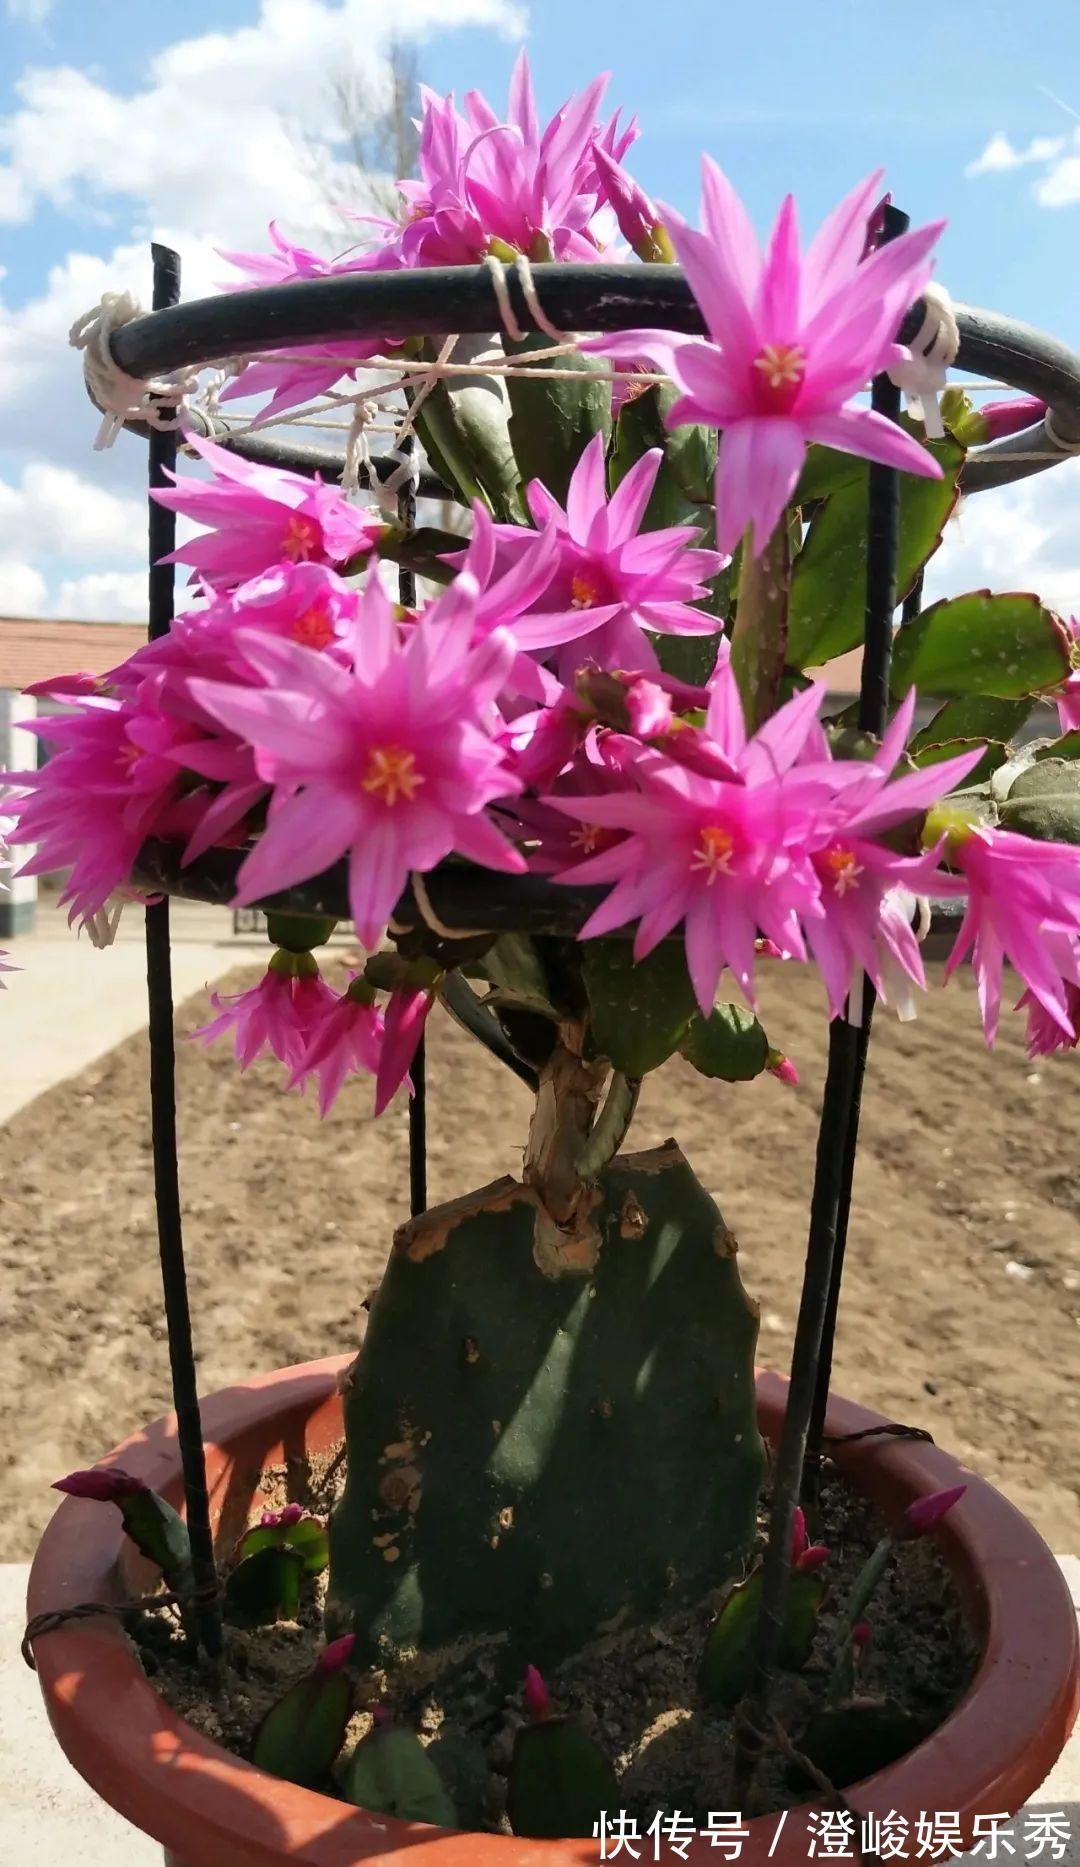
{"left": 731, "top": 517, "right": 791, "bottom": 731}
{"left": 412, "top": 335, "right": 525, "bottom": 522}
{"left": 505, "top": 331, "right": 610, "bottom": 506}
{"left": 778, "top": 1569, "right": 828, "bottom": 1671}
{"left": 655, "top": 629, "right": 727, "bottom": 686}
{"left": 224, "top": 1546, "right": 303, "bottom": 1624}
{"left": 910, "top": 695, "right": 1033, "bottom": 750}
{"left": 1036, "top": 729, "right": 1080, "bottom": 762}
{"left": 890, "top": 592, "right": 1072, "bottom": 701}
{"left": 792, "top": 446, "right": 863, "bottom": 506}
{"left": 795, "top": 1699, "right": 926, "bottom": 1791}
{"left": 680, "top": 1004, "right": 770, "bottom": 1082}
{"left": 700, "top": 1570, "right": 763, "bottom": 1707}
{"left": 611, "top": 381, "right": 716, "bottom": 517}
{"left": 346, "top": 1725, "right": 458, "bottom": 1826}
{"left": 425, "top": 1732, "right": 489, "bottom": 1831}
{"left": 252, "top": 1667, "right": 352, "bottom": 1788}
{"left": 476, "top": 934, "right": 564, "bottom": 1017}
{"left": 910, "top": 738, "right": 1007, "bottom": 788}
{"left": 999, "top": 757, "right": 1080, "bottom": 844}
{"left": 375, "top": 526, "right": 461, "bottom": 586}
{"left": 119, "top": 1490, "right": 193, "bottom": 1596}
{"left": 583, "top": 939, "right": 699, "bottom": 1074}
{"left": 265, "top": 912, "right": 337, "bottom": 954}
{"left": 507, "top": 1718, "right": 619, "bottom": 1840}
{"left": 788, "top": 436, "right": 962, "bottom": 669}
{"left": 701, "top": 1565, "right": 825, "bottom": 1708}
{"left": 235, "top": 1515, "right": 329, "bottom": 1576}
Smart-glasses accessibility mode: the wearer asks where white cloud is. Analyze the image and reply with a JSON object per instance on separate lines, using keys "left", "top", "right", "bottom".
{"left": 0, "top": 0, "right": 526, "bottom": 243}
{"left": 0, "top": 463, "right": 146, "bottom": 561}
{"left": 966, "top": 126, "right": 1080, "bottom": 205}
{"left": 4, "top": 0, "right": 55, "bottom": 20}
{"left": 924, "top": 458, "right": 1080, "bottom": 620}
{"left": 0, "top": 559, "right": 47, "bottom": 613}
{"left": 52, "top": 571, "right": 148, "bottom": 621}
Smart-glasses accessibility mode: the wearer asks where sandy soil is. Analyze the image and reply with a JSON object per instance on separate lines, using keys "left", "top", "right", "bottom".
{"left": 2, "top": 955, "right": 1078, "bottom": 1560}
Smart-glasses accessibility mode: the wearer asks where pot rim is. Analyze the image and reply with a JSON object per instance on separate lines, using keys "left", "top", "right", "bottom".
{"left": 28, "top": 1356, "right": 1079, "bottom": 1866}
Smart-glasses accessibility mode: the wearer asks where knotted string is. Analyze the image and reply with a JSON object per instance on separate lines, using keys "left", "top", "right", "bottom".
{"left": 69, "top": 292, "right": 200, "bottom": 450}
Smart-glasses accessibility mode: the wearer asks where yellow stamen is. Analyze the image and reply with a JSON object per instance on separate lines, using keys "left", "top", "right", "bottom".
{"left": 691, "top": 824, "right": 736, "bottom": 885}
{"left": 822, "top": 847, "right": 864, "bottom": 896}
{"left": 281, "top": 514, "right": 321, "bottom": 562}
{"left": 570, "top": 570, "right": 603, "bottom": 610}
{"left": 291, "top": 603, "right": 335, "bottom": 650}
{"left": 569, "top": 823, "right": 604, "bottom": 854}
{"left": 753, "top": 341, "right": 806, "bottom": 391}
{"left": 361, "top": 745, "right": 424, "bottom": 806}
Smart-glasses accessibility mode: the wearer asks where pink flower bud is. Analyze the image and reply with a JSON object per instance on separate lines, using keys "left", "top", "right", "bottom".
{"left": 902, "top": 1483, "right": 966, "bottom": 1538}
{"left": 372, "top": 1703, "right": 393, "bottom": 1728}
{"left": 316, "top": 1633, "right": 356, "bottom": 1675}
{"left": 53, "top": 1466, "right": 148, "bottom": 1503}
{"left": 624, "top": 678, "right": 674, "bottom": 740}
{"left": 278, "top": 1503, "right": 305, "bottom": 1527}
{"left": 592, "top": 143, "right": 674, "bottom": 264}
{"left": 767, "top": 1049, "right": 799, "bottom": 1088}
{"left": 523, "top": 1663, "right": 552, "bottom": 1720}
{"left": 980, "top": 395, "right": 1047, "bottom": 442}
{"left": 853, "top": 1620, "right": 872, "bottom": 1653}
{"left": 796, "top": 1543, "right": 830, "bottom": 1574}
{"left": 755, "top": 938, "right": 786, "bottom": 961}
{"left": 259, "top": 1508, "right": 282, "bottom": 1527}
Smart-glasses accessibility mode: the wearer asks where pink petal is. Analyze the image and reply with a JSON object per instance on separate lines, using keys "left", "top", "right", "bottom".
{"left": 800, "top": 407, "right": 943, "bottom": 480}
{"left": 715, "top": 418, "right": 806, "bottom": 558}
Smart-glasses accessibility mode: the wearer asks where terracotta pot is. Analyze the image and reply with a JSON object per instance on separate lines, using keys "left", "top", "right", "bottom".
{"left": 29, "top": 1356, "right": 1078, "bottom": 1867}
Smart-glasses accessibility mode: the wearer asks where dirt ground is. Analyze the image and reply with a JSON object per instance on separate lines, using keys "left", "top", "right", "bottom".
{"left": 2, "top": 953, "right": 1078, "bottom": 1560}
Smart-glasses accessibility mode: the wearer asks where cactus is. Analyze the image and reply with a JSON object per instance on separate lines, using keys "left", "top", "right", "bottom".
{"left": 327, "top": 1138, "right": 763, "bottom": 1666}
{"left": 507, "top": 1666, "right": 619, "bottom": 1840}
{"left": 252, "top": 1635, "right": 355, "bottom": 1787}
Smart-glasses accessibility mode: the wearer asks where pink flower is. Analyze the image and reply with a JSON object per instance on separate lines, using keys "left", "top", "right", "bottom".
{"left": 2, "top": 695, "right": 187, "bottom": 927}
{"left": 375, "top": 984, "right": 435, "bottom": 1116}
{"left": 289, "top": 978, "right": 386, "bottom": 1116}
{"left": 260, "top": 1503, "right": 306, "bottom": 1528}
{"left": 927, "top": 808, "right": 1080, "bottom": 1044}
{"left": 583, "top": 162, "right": 944, "bottom": 555}
{"left": 193, "top": 958, "right": 337, "bottom": 1072}
{"left": 189, "top": 572, "right": 525, "bottom": 948}
{"left": 800, "top": 690, "right": 983, "bottom": 1017}
{"left": 399, "top": 54, "right": 634, "bottom": 264}
{"left": 152, "top": 429, "right": 382, "bottom": 593}
{"left": 901, "top": 1484, "right": 966, "bottom": 1538}
{"left": 547, "top": 665, "right": 854, "bottom": 1012}
{"left": 1019, "top": 978, "right": 1080, "bottom": 1058}
{"left": 216, "top": 224, "right": 404, "bottom": 423}
{"left": 591, "top": 143, "right": 674, "bottom": 263}
{"left": 491, "top": 434, "right": 724, "bottom": 681}
{"left": 53, "top": 1466, "right": 147, "bottom": 1502}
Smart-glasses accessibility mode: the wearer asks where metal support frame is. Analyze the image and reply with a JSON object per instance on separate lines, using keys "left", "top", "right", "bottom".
{"left": 115, "top": 239, "right": 1080, "bottom": 1689}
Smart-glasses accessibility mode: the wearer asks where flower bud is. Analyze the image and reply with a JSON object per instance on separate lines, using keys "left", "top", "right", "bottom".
{"left": 767, "top": 1048, "right": 799, "bottom": 1088}
{"left": 901, "top": 1483, "right": 966, "bottom": 1538}
{"left": 53, "top": 1465, "right": 148, "bottom": 1502}
{"left": 593, "top": 143, "right": 675, "bottom": 263}
{"left": 316, "top": 1633, "right": 356, "bottom": 1675}
{"left": 523, "top": 1663, "right": 552, "bottom": 1721}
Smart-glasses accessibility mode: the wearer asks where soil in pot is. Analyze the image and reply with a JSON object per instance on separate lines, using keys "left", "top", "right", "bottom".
{"left": 137, "top": 1443, "right": 978, "bottom": 1832}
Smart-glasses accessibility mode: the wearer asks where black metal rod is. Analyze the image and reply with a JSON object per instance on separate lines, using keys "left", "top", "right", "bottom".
{"left": 103, "top": 266, "right": 1080, "bottom": 439}
{"left": 144, "top": 243, "right": 222, "bottom": 1659}
{"left": 747, "top": 207, "right": 908, "bottom": 1727}
{"left": 394, "top": 433, "right": 428, "bottom": 1220}
{"left": 804, "top": 209, "right": 908, "bottom": 1476}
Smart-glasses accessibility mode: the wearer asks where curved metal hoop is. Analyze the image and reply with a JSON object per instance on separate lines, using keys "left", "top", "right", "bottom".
{"left": 102, "top": 263, "right": 1080, "bottom": 492}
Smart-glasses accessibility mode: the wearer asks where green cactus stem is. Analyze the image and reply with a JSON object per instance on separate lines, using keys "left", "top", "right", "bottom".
{"left": 251, "top": 1635, "right": 355, "bottom": 1787}
{"left": 326, "top": 1141, "right": 763, "bottom": 1667}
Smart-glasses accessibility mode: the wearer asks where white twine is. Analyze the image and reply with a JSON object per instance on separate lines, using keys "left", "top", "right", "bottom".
{"left": 69, "top": 292, "right": 199, "bottom": 450}
{"left": 887, "top": 282, "right": 959, "bottom": 440}
{"left": 410, "top": 871, "right": 492, "bottom": 941}
{"left": 1044, "top": 410, "right": 1080, "bottom": 455}
{"left": 483, "top": 252, "right": 565, "bottom": 343}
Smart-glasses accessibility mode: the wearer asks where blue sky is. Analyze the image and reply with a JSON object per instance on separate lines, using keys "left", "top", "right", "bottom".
{"left": 1, "top": 0, "right": 1079, "bottom": 620}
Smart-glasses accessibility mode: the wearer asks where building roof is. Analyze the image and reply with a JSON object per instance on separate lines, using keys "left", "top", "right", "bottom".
{"left": 0, "top": 616, "right": 144, "bottom": 692}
